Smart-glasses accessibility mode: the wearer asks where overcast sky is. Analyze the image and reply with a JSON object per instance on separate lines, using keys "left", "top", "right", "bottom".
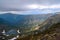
{"left": 0, "top": 0, "right": 60, "bottom": 14}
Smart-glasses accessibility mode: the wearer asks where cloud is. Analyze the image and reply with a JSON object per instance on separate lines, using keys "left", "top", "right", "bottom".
{"left": 0, "top": 0, "right": 60, "bottom": 14}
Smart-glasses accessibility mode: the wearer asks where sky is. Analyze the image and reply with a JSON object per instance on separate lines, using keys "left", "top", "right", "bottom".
{"left": 0, "top": 0, "right": 60, "bottom": 14}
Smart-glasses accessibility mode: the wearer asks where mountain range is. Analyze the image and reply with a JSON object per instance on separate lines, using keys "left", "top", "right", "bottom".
{"left": 0, "top": 12, "right": 60, "bottom": 39}
{"left": 0, "top": 13, "right": 53, "bottom": 32}
{"left": 32, "top": 13, "right": 60, "bottom": 34}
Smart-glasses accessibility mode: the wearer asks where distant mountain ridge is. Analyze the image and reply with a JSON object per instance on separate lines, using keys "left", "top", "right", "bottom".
{"left": 0, "top": 13, "right": 52, "bottom": 24}
{"left": 0, "top": 13, "right": 52, "bottom": 26}
{"left": 0, "top": 13, "right": 60, "bottom": 39}
{"left": 0, "top": 13, "right": 54, "bottom": 33}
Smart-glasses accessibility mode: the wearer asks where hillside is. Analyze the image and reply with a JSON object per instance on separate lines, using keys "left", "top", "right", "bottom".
{"left": 0, "top": 13, "right": 52, "bottom": 33}
{"left": 16, "top": 13, "right": 60, "bottom": 40}
{"left": 0, "top": 13, "right": 60, "bottom": 40}
{"left": 17, "top": 23, "right": 60, "bottom": 40}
